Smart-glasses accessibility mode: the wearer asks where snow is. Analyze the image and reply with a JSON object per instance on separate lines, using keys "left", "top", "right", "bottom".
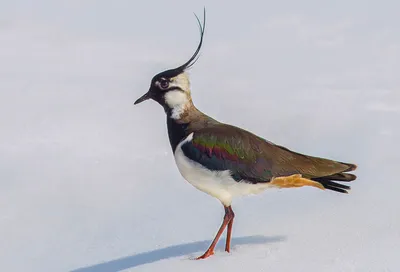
{"left": 1, "top": 1, "right": 399, "bottom": 271}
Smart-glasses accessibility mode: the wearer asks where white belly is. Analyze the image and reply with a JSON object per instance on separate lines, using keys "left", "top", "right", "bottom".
{"left": 174, "top": 133, "right": 274, "bottom": 206}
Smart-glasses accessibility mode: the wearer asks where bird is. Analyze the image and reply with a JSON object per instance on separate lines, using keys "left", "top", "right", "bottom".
{"left": 134, "top": 9, "right": 357, "bottom": 260}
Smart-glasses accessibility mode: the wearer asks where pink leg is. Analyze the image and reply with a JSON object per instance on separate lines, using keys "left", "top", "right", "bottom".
{"left": 225, "top": 206, "right": 235, "bottom": 252}
{"left": 196, "top": 206, "right": 235, "bottom": 259}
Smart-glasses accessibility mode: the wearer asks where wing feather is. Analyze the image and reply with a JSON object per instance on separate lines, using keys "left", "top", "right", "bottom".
{"left": 181, "top": 124, "right": 356, "bottom": 184}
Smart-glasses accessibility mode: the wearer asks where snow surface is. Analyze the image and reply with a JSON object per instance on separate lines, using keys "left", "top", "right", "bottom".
{"left": 1, "top": 1, "right": 400, "bottom": 271}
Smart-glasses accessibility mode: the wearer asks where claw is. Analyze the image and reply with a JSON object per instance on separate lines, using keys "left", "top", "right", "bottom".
{"left": 196, "top": 250, "right": 214, "bottom": 260}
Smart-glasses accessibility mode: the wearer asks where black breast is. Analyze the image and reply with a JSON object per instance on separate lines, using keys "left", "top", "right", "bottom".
{"left": 166, "top": 117, "right": 189, "bottom": 152}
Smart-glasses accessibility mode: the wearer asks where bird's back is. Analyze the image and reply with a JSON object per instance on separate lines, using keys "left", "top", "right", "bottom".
{"left": 178, "top": 111, "right": 356, "bottom": 193}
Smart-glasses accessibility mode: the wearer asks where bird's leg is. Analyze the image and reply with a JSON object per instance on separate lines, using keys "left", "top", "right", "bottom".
{"left": 196, "top": 205, "right": 234, "bottom": 260}
{"left": 225, "top": 206, "right": 235, "bottom": 253}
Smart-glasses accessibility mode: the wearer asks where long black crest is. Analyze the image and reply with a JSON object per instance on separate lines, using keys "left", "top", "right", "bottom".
{"left": 151, "top": 8, "right": 206, "bottom": 80}
{"left": 175, "top": 8, "right": 206, "bottom": 72}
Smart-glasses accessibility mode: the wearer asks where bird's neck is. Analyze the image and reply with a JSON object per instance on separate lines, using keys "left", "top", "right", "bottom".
{"left": 166, "top": 116, "right": 189, "bottom": 152}
{"left": 163, "top": 92, "right": 193, "bottom": 120}
{"left": 166, "top": 103, "right": 219, "bottom": 152}
{"left": 165, "top": 101, "right": 198, "bottom": 152}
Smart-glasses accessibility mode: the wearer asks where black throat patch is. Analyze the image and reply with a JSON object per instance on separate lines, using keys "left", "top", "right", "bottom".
{"left": 166, "top": 116, "right": 189, "bottom": 152}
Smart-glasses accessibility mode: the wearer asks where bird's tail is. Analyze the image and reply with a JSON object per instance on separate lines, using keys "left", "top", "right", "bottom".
{"left": 270, "top": 163, "right": 357, "bottom": 193}
{"left": 312, "top": 162, "right": 357, "bottom": 193}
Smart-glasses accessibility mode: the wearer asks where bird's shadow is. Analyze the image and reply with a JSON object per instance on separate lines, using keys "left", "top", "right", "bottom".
{"left": 72, "top": 235, "right": 286, "bottom": 272}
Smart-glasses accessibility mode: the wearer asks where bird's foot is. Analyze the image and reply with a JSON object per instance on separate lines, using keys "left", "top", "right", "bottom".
{"left": 195, "top": 250, "right": 214, "bottom": 260}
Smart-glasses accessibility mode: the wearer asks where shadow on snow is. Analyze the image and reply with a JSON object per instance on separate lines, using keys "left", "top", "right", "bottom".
{"left": 72, "top": 235, "right": 286, "bottom": 272}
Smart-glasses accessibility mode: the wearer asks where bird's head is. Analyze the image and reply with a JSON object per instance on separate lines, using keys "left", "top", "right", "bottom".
{"left": 134, "top": 9, "right": 205, "bottom": 119}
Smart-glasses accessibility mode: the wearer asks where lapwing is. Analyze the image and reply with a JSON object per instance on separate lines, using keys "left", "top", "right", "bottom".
{"left": 134, "top": 9, "right": 357, "bottom": 259}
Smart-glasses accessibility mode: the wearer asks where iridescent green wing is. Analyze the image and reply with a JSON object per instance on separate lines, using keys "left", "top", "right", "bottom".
{"left": 181, "top": 125, "right": 274, "bottom": 183}
{"left": 181, "top": 124, "right": 356, "bottom": 184}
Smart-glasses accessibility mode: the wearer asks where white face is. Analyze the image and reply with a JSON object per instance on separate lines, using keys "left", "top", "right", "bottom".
{"left": 168, "top": 73, "right": 191, "bottom": 92}
{"left": 159, "top": 73, "right": 192, "bottom": 119}
{"left": 155, "top": 73, "right": 191, "bottom": 93}
{"left": 164, "top": 90, "right": 189, "bottom": 108}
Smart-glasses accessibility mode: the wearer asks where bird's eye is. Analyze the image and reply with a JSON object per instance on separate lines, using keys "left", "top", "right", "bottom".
{"left": 159, "top": 78, "right": 169, "bottom": 89}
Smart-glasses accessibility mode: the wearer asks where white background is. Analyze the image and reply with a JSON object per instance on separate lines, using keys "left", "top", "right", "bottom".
{"left": 1, "top": 1, "right": 399, "bottom": 271}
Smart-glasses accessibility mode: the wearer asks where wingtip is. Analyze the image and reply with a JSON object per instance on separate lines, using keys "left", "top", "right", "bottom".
{"left": 341, "top": 162, "right": 357, "bottom": 172}
{"left": 349, "top": 164, "right": 358, "bottom": 171}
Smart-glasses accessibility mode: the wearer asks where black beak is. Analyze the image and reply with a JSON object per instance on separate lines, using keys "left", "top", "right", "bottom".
{"left": 134, "top": 91, "right": 151, "bottom": 105}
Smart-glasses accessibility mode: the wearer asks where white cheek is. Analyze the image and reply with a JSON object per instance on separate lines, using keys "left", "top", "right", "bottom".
{"left": 164, "top": 91, "right": 189, "bottom": 119}
{"left": 164, "top": 91, "right": 188, "bottom": 107}
{"left": 170, "top": 74, "right": 190, "bottom": 91}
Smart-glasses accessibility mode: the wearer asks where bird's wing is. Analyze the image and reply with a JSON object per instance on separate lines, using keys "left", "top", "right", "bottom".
{"left": 181, "top": 124, "right": 356, "bottom": 185}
